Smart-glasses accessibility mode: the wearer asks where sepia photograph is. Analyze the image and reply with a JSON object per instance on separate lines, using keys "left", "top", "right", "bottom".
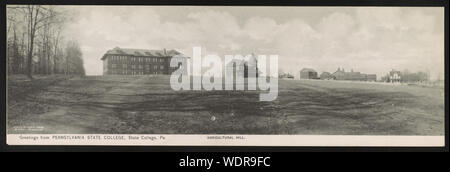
{"left": 4, "top": 5, "right": 446, "bottom": 146}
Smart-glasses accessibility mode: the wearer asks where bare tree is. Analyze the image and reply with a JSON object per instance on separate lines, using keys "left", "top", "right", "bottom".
{"left": 7, "top": 5, "right": 84, "bottom": 78}
{"left": 52, "top": 26, "right": 62, "bottom": 74}
{"left": 65, "top": 40, "right": 85, "bottom": 76}
{"left": 25, "top": 5, "right": 42, "bottom": 79}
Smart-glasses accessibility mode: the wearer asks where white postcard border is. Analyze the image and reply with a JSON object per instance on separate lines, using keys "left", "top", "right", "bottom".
{"left": 6, "top": 134, "right": 445, "bottom": 147}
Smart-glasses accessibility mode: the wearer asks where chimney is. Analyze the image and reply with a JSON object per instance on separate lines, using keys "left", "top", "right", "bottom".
{"left": 163, "top": 48, "right": 167, "bottom": 56}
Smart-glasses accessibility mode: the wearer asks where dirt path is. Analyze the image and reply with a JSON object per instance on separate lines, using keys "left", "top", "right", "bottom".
{"left": 7, "top": 75, "right": 445, "bottom": 135}
{"left": 8, "top": 76, "right": 143, "bottom": 134}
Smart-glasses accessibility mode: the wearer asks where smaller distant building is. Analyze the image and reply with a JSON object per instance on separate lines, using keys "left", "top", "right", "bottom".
{"left": 300, "top": 68, "right": 318, "bottom": 79}
{"left": 389, "top": 70, "right": 402, "bottom": 83}
{"left": 320, "top": 72, "right": 335, "bottom": 80}
{"left": 279, "top": 73, "right": 294, "bottom": 79}
{"left": 366, "top": 74, "right": 377, "bottom": 82}
{"left": 331, "top": 68, "right": 376, "bottom": 81}
{"left": 225, "top": 54, "right": 259, "bottom": 78}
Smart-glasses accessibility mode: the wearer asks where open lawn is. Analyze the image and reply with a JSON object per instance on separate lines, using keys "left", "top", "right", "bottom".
{"left": 7, "top": 75, "right": 445, "bottom": 135}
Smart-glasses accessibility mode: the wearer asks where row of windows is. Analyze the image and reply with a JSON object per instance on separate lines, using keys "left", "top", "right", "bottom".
{"left": 109, "top": 55, "right": 165, "bottom": 62}
{"left": 111, "top": 64, "right": 165, "bottom": 70}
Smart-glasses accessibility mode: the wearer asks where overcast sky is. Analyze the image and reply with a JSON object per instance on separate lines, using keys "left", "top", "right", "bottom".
{"left": 62, "top": 6, "right": 444, "bottom": 79}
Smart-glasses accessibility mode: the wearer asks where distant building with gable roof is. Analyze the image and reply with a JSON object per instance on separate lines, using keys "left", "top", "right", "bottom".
{"left": 299, "top": 68, "right": 318, "bottom": 79}
{"left": 331, "top": 67, "right": 376, "bottom": 81}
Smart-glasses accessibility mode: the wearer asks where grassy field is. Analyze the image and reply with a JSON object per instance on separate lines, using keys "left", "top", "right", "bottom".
{"left": 7, "top": 75, "right": 445, "bottom": 135}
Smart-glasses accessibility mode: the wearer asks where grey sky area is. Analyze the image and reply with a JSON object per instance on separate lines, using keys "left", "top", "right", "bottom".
{"left": 61, "top": 6, "right": 444, "bottom": 79}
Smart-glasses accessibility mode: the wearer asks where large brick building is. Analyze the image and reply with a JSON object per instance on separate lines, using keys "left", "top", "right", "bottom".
{"left": 101, "top": 47, "right": 184, "bottom": 75}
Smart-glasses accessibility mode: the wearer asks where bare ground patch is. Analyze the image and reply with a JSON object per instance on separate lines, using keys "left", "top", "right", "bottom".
{"left": 7, "top": 75, "right": 445, "bottom": 135}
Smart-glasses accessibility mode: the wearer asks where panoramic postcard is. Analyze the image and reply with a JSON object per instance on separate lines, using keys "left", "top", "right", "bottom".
{"left": 5, "top": 6, "right": 445, "bottom": 146}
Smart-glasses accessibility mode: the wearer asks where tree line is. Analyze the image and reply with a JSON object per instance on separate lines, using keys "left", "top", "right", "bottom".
{"left": 7, "top": 5, "right": 85, "bottom": 79}
{"left": 381, "top": 70, "right": 430, "bottom": 83}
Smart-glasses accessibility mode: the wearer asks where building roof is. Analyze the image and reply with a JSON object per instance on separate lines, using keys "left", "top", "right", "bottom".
{"left": 320, "top": 72, "right": 332, "bottom": 75}
{"left": 300, "top": 68, "right": 317, "bottom": 73}
{"left": 101, "top": 47, "right": 183, "bottom": 60}
{"left": 331, "top": 67, "right": 376, "bottom": 78}
{"left": 332, "top": 70, "right": 345, "bottom": 75}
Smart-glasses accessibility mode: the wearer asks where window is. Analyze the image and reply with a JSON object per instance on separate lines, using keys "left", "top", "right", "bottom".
{"left": 132, "top": 65, "right": 135, "bottom": 69}
{"left": 160, "top": 58, "right": 164, "bottom": 62}
{"left": 145, "top": 65, "right": 150, "bottom": 69}
{"left": 123, "top": 64, "right": 127, "bottom": 68}
{"left": 154, "top": 65, "right": 158, "bottom": 69}
{"left": 160, "top": 65, "right": 164, "bottom": 69}
{"left": 139, "top": 65, "right": 143, "bottom": 69}
{"left": 112, "top": 64, "right": 116, "bottom": 68}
